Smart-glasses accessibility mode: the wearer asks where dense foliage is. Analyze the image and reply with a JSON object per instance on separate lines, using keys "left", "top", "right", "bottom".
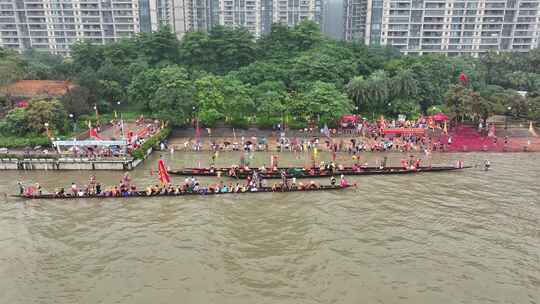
{"left": 131, "top": 125, "right": 172, "bottom": 159}
{"left": 1, "top": 21, "right": 540, "bottom": 139}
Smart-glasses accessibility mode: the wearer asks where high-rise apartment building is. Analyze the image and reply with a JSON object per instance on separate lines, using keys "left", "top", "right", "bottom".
{"left": 345, "top": 0, "right": 540, "bottom": 56}
{"left": 0, "top": 0, "right": 321, "bottom": 54}
{"left": 0, "top": 0, "right": 141, "bottom": 55}
{"left": 146, "top": 0, "right": 214, "bottom": 38}
{"left": 343, "top": 0, "right": 367, "bottom": 40}
{"left": 214, "top": 0, "right": 321, "bottom": 37}
{"left": 217, "top": 0, "right": 263, "bottom": 36}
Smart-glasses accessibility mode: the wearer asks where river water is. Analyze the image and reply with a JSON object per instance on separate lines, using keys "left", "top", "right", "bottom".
{"left": 1, "top": 152, "right": 539, "bottom": 304}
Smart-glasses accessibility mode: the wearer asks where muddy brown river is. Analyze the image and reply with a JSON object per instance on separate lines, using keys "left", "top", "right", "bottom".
{"left": 0, "top": 152, "right": 539, "bottom": 304}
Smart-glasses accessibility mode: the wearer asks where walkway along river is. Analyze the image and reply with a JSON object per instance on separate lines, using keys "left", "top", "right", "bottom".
{"left": 0, "top": 152, "right": 539, "bottom": 304}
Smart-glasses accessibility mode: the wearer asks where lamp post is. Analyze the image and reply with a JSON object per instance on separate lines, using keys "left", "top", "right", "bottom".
{"left": 116, "top": 101, "right": 124, "bottom": 138}
{"left": 68, "top": 113, "right": 77, "bottom": 134}
{"left": 505, "top": 106, "right": 512, "bottom": 130}
{"left": 44, "top": 122, "right": 50, "bottom": 139}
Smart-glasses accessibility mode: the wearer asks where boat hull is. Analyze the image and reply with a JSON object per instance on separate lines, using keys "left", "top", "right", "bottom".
{"left": 12, "top": 185, "right": 351, "bottom": 200}
{"left": 169, "top": 166, "right": 471, "bottom": 178}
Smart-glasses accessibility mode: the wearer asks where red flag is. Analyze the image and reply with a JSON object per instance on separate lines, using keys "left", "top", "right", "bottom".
{"left": 459, "top": 72, "right": 468, "bottom": 84}
{"left": 157, "top": 159, "right": 170, "bottom": 184}
{"left": 89, "top": 128, "right": 101, "bottom": 139}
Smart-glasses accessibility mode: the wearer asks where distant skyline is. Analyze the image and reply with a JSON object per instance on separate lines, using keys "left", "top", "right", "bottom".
{"left": 1, "top": 0, "right": 540, "bottom": 56}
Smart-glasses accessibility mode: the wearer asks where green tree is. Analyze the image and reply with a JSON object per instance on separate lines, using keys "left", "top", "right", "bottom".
{"left": 444, "top": 85, "right": 471, "bottom": 122}
{"left": 0, "top": 107, "right": 29, "bottom": 136}
{"left": 22, "top": 49, "right": 71, "bottom": 80}
{"left": 61, "top": 87, "right": 95, "bottom": 117}
{"left": 127, "top": 68, "right": 162, "bottom": 110}
{"left": 468, "top": 91, "right": 494, "bottom": 124}
{"left": 221, "top": 76, "right": 254, "bottom": 125}
{"left": 194, "top": 75, "right": 225, "bottom": 126}
{"left": 291, "top": 81, "right": 352, "bottom": 124}
{"left": 0, "top": 48, "right": 26, "bottom": 86}
{"left": 137, "top": 26, "right": 180, "bottom": 66}
{"left": 0, "top": 94, "right": 11, "bottom": 116}
{"left": 25, "top": 99, "right": 68, "bottom": 134}
{"left": 70, "top": 41, "right": 105, "bottom": 72}
{"left": 150, "top": 66, "right": 195, "bottom": 125}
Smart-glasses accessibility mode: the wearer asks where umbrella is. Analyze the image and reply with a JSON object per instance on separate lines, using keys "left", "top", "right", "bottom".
{"left": 433, "top": 113, "right": 449, "bottom": 122}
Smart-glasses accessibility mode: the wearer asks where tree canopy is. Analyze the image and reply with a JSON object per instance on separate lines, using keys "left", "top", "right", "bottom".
{"left": 1, "top": 20, "right": 540, "bottom": 137}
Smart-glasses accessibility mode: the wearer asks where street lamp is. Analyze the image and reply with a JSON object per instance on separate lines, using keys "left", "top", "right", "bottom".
{"left": 505, "top": 106, "right": 512, "bottom": 130}
{"left": 44, "top": 122, "right": 50, "bottom": 139}
{"left": 69, "top": 113, "right": 77, "bottom": 134}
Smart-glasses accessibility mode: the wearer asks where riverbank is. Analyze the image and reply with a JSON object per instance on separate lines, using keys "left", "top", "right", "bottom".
{"left": 167, "top": 125, "right": 540, "bottom": 153}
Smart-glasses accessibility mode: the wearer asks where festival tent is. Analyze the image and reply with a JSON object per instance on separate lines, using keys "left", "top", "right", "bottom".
{"left": 340, "top": 115, "right": 359, "bottom": 123}
{"left": 340, "top": 115, "right": 359, "bottom": 128}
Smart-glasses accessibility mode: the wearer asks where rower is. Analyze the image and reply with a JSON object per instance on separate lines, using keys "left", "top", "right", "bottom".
{"left": 381, "top": 156, "right": 388, "bottom": 169}
{"left": 484, "top": 160, "right": 490, "bottom": 171}
{"left": 340, "top": 175, "right": 349, "bottom": 187}
{"left": 280, "top": 170, "right": 289, "bottom": 188}
{"left": 17, "top": 182, "right": 25, "bottom": 195}
{"left": 71, "top": 183, "right": 78, "bottom": 195}
{"left": 330, "top": 176, "right": 337, "bottom": 186}
{"left": 56, "top": 187, "right": 65, "bottom": 196}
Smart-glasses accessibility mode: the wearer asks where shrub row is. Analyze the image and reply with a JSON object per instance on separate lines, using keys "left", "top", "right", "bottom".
{"left": 0, "top": 136, "right": 51, "bottom": 149}
{"left": 131, "top": 126, "right": 171, "bottom": 160}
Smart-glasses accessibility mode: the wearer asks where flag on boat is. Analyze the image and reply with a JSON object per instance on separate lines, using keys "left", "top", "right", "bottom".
{"left": 157, "top": 159, "right": 170, "bottom": 185}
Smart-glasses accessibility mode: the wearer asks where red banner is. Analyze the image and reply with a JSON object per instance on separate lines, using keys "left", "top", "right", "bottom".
{"left": 382, "top": 128, "right": 426, "bottom": 135}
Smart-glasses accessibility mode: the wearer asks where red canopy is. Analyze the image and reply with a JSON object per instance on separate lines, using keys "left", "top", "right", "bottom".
{"left": 340, "top": 114, "right": 359, "bottom": 123}
{"left": 432, "top": 113, "right": 449, "bottom": 122}
{"left": 383, "top": 128, "right": 425, "bottom": 135}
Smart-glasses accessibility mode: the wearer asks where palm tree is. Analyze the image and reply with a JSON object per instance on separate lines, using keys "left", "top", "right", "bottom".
{"left": 346, "top": 76, "right": 368, "bottom": 110}
{"left": 392, "top": 69, "right": 418, "bottom": 99}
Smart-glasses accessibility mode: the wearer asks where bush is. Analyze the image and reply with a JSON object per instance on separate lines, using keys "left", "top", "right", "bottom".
{"left": 229, "top": 117, "right": 250, "bottom": 129}
{"left": 0, "top": 136, "right": 51, "bottom": 148}
{"left": 255, "top": 117, "right": 281, "bottom": 129}
{"left": 287, "top": 120, "right": 308, "bottom": 130}
{"left": 131, "top": 126, "right": 171, "bottom": 159}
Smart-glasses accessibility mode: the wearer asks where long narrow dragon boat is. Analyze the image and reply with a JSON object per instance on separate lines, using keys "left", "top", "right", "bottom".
{"left": 12, "top": 185, "right": 352, "bottom": 200}
{"left": 169, "top": 166, "right": 471, "bottom": 178}
{"left": 234, "top": 166, "right": 472, "bottom": 179}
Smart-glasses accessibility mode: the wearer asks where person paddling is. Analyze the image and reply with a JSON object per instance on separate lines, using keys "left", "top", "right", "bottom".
{"left": 339, "top": 175, "right": 349, "bottom": 187}
{"left": 484, "top": 160, "right": 490, "bottom": 171}
{"left": 17, "top": 182, "right": 25, "bottom": 195}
